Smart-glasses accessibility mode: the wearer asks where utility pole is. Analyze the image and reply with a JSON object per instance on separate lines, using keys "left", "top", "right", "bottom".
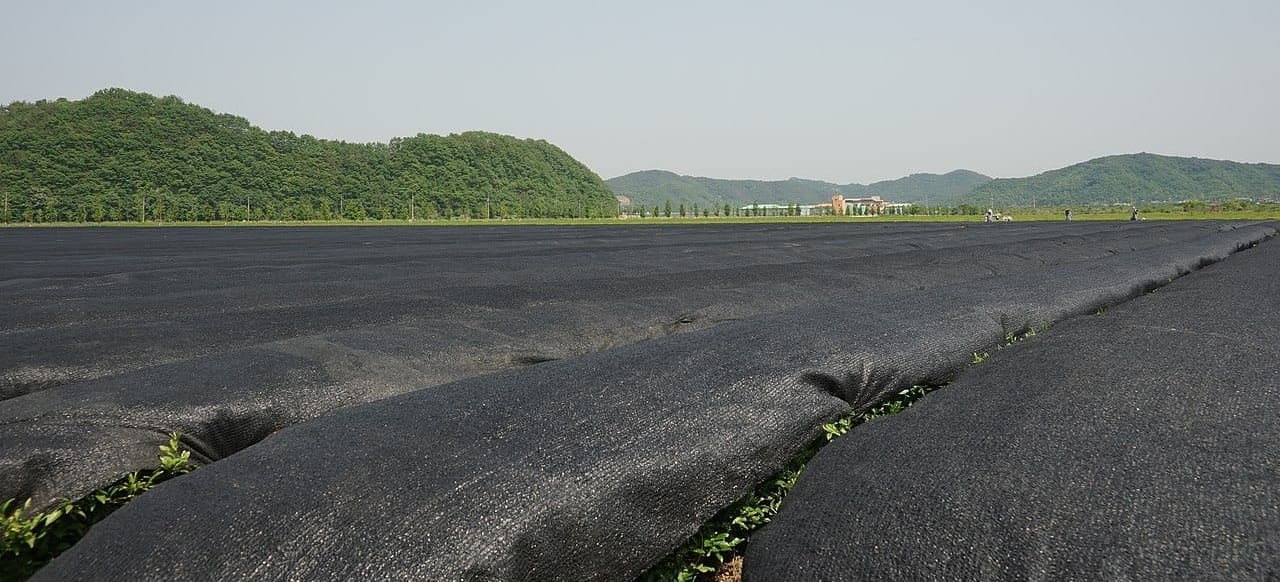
{"left": 410, "top": 193, "right": 415, "bottom": 221}
{"left": 2, "top": 190, "right": 7, "bottom": 223}
{"left": 246, "top": 194, "right": 251, "bottom": 222}
{"left": 486, "top": 194, "right": 491, "bottom": 220}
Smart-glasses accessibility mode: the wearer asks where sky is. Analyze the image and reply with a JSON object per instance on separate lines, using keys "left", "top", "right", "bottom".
{"left": 2, "top": 0, "right": 1277, "bottom": 183}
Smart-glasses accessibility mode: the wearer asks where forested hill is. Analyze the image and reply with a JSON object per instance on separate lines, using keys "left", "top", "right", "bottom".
{"left": 0, "top": 89, "right": 617, "bottom": 222}
{"left": 606, "top": 169, "right": 991, "bottom": 208}
{"left": 964, "top": 153, "right": 1280, "bottom": 207}
{"left": 866, "top": 170, "right": 992, "bottom": 204}
{"left": 605, "top": 171, "right": 852, "bottom": 208}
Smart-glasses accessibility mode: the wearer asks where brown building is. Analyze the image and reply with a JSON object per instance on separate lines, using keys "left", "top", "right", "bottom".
{"left": 845, "top": 195, "right": 887, "bottom": 214}
{"left": 829, "top": 194, "right": 845, "bottom": 215}
{"left": 830, "top": 194, "right": 888, "bottom": 215}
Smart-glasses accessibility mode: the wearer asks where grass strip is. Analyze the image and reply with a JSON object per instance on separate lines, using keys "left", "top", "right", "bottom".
{"left": 2, "top": 209, "right": 1278, "bottom": 228}
{"left": 0, "top": 434, "right": 195, "bottom": 582}
{"left": 641, "top": 326, "right": 1048, "bottom": 581}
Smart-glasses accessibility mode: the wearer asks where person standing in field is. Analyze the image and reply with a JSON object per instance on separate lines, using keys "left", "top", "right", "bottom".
{"left": 1130, "top": 206, "right": 1139, "bottom": 221}
{"left": 1065, "top": 209, "right": 1072, "bottom": 221}
{"left": 985, "top": 208, "right": 994, "bottom": 223}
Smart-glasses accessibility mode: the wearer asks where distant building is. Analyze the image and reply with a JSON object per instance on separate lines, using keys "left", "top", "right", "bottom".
{"left": 845, "top": 196, "right": 887, "bottom": 214}
{"left": 831, "top": 194, "right": 846, "bottom": 215}
{"left": 737, "top": 203, "right": 826, "bottom": 216}
{"left": 738, "top": 194, "right": 895, "bottom": 217}
{"left": 738, "top": 203, "right": 791, "bottom": 216}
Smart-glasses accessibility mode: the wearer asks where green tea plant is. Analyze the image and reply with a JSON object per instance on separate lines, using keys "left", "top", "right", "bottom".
{"left": 641, "top": 384, "right": 937, "bottom": 581}
{"left": 823, "top": 384, "right": 938, "bottom": 442}
{"left": 643, "top": 322, "right": 1053, "bottom": 580}
{"left": 1, "top": 433, "right": 195, "bottom": 581}
{"left": 977, "top": 324, "right": 1049, "bottom": 365}
{"left": 638, "top": 455, "right": 810, "bottom": 582}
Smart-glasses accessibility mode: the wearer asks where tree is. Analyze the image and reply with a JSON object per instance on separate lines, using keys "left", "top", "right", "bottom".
{"left": 678, "top": 203, "right": 686, "bottom": 218}
{"left": 0, "top": 89, "right": 619, "bottom": 222}
{"left": 664, "top": 200, "right": 672, "bottom": 218}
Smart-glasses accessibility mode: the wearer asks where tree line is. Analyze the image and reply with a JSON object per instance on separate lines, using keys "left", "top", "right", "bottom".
{"left": 0, "top": 89, "right": 618, "bottom": 222}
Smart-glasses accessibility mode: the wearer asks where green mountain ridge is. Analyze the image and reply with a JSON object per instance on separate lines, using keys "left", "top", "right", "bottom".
{"left": 4, "top": 91, "right": 1274, "bottom": 222}
{"left": 0, "top": 89, "right": 617, "bottom": 222}
{"left": 964, "top": 153, "right": 1280, "bottom": 208}
{"left": 606, "top": 169, "right": 992, "bottom": 209}
{"left": 611, "top": 154, "right": 1280, "bottom": 211}
{"left": 868, "top": 170, "right": 993, "bottom": 204}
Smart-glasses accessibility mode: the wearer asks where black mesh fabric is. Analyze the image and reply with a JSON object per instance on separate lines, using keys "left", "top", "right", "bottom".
{"left": 29, "top": 222, "right": 1277, "bottom": 581}
{"left": 745, "top": 235, "right": 1280, "bottom": 580}
{"left": 3, "top": 222, "right": 1250, "bottom": 511}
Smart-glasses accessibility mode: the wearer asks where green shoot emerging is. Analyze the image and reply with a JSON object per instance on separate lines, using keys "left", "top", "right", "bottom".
{"left": 1, "top": 433, "right": 195, "bottom": 582}
{"left": 640, "top": 385, "right": 937, "bottom": 581}
{"left": 642, "top": 322, "right": 1050, "bottom": 580}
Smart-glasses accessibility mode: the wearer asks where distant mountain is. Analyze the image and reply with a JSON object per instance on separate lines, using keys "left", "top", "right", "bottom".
{"left": 604, "top": 171, "right": 849, "bottom": 209}
{"left": 964, "top": 153, "right": 1280, "bottom": 208}
{"left": 606, "top": 169, "right": 991, "bottom": 209}
{"left": 0, "top": 89, "right": 617, "bottom": 222}
{"left": 866, "top": 170, "right": 993, "bottom": 204}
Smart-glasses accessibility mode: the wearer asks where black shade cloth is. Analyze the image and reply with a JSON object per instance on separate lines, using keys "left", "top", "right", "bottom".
{"left": 3, "top": 222, "right": 1247, "bottom": 511}
{"left": 31, "top": 222, "right": 1276, "bottom": 581}
{"left": 746, "top": 233, "right": 1280, "bottom": 580}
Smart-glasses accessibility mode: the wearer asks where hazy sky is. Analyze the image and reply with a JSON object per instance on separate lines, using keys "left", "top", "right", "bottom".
{"left": 2, "top": 0, "right": 1277, "bottom": 183}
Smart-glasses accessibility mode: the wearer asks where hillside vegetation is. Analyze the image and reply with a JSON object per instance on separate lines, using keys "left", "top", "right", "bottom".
{"left": 965, "top": 153, "right": 1280, "bottom": 208}
{"left": 613, "top": 155, "right": 1280, "bottom": 212}
{"left": 605, "top": 171, "right": 850, "bottom": 209}
{"left": 867, "top": 170, "right": 991, "bottom": 204}
{"left": 606, "top": 169, "right": 991, "bottom": 209}
{"left": 0, "top": 89, "right": 617, "bottom": 222}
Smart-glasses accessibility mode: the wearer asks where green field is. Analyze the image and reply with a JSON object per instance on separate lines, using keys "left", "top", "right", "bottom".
{"left": 5, "top": 208, "right": 1279, "bottom": 228}
{"left": 3, "top": 198, "right": 1280, "bottom": 230}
